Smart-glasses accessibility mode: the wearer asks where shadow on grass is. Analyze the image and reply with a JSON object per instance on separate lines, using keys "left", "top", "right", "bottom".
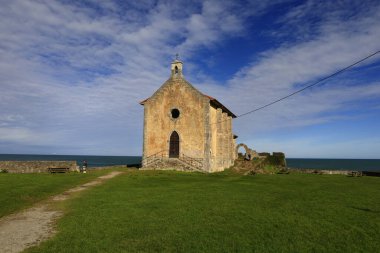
{"left": 350, "top": 206, "right": 380, "bottom": 213}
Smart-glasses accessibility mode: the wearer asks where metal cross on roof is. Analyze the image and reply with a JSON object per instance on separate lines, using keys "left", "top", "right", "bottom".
{"left": 175, "top": 53, "right": 179, "bottom": 60}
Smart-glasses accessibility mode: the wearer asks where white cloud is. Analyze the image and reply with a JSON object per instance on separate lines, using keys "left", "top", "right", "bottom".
{"left": 198, "top": 2, "right": 380, "bottom": 134}
{"left": 0, "top": 0, "right": 379, "bottom": 157}
{"left": 0, "top": 127, "right": 50, "bottom": 143}
{"left": 0, "top": 0, "right": 259, "bottom": 155}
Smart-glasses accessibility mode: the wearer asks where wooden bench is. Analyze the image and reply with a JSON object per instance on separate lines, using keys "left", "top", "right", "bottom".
{"left": 349, "top": 171, "right": 362, "bottom": 177}
{"left": 48, "top": 167, "right": 69, "bottom": 173}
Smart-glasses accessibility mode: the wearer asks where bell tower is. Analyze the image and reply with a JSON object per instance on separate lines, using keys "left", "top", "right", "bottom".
{"left": 171, "top": 54, "right": 183, "bottom": 78}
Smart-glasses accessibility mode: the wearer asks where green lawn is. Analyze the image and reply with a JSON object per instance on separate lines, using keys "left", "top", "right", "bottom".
{"left": 0, "top": 170, "right": 110, "bottom": 218}
{"left": 23, "top": 171, "right": 380, "bottom": 253}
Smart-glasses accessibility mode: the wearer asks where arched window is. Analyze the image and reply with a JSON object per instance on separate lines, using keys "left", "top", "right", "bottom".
{"left": 175, "top": 66, "right": 178, "bottom": 74}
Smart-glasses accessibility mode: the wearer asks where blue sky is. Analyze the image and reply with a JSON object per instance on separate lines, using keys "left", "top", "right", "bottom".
{"left": 0, "top": 0, "right": 379, "bottom": 158}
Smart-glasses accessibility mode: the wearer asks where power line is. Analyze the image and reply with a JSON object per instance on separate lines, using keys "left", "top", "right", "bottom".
{"left": 236, "top": 50, "right": 380, "bottom": 118}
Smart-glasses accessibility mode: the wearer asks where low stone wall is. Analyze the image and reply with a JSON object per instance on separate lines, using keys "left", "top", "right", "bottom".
{"left": 0, "top": 161, "right": 78, "bottom": 173}
{"left": 287, "top": 168, "right": 352, "bottom": 175}
{"left": 90, "top": 165, "right": 129, "bottom": 170}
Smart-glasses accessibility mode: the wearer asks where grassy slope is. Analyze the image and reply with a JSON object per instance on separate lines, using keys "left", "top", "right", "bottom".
{"left": 28, "top": 171, "right": 380, "bottom": 253}
{"left": 0, "top": 170, "right": 110, "bottom": 218}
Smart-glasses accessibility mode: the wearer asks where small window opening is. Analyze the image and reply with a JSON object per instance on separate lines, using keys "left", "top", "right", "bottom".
{"left": 175, "top": 66, "right": 178, "bottom": 74}
{"left": 171, "top": 108, "right": 180, "bottom": 118}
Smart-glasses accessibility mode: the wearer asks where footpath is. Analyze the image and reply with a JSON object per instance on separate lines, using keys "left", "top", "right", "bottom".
{"left": 0, "top": 171, "right": 123, "bottom": 253}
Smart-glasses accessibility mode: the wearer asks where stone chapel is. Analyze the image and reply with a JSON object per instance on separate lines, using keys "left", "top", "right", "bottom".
{"left": 140, "top": 59, "right": 237, "bottom": 172}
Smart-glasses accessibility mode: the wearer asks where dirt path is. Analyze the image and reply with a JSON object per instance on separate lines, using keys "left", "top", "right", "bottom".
{"left": 0, "top": 171, "right": 123, "bottom": 253}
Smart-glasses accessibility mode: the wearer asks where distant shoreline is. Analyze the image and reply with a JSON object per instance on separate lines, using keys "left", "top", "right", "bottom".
{"left": 0, "top": 154, "right": 379, "bottom": 171}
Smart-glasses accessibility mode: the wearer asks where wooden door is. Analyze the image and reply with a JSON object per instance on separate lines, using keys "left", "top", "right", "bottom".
{"left": 169, "top": 131, "right": 179, "bottom": 158}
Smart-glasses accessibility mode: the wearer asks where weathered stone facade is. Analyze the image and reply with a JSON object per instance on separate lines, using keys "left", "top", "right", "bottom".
{"left": 140, "top": 60, "right": 236, "bottom": 172}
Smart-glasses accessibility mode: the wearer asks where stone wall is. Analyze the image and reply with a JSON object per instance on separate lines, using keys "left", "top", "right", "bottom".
{"left": 0, "top": 161, "right": 78, "bottom": 173}
{"left": 287, "top": 168, "right": 353, "bottom": 175}
{"left": 208, "top": 107, "right": 235, "bottom": 172}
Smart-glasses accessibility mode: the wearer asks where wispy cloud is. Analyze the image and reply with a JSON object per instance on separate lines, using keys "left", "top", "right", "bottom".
{"left": 0, "top": 0, "right": 261, "bottom": 154}
{"left": 0, "top": 0, "right": 379, "bottom": 156}
{"left": 199, "top": 0, "right": 380, "bottom": 136}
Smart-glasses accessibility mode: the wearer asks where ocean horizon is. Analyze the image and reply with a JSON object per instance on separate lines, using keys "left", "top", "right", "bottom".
{"left": 0, "top": 154, "right": 379, "bottom": 171}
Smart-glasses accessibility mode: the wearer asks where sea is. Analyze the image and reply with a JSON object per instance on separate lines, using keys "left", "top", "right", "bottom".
{"left": 286, "top": 158, "right": 380, "bottom": 172}
{"left": 0, "top": 154, "right": 379, "bottom": 171}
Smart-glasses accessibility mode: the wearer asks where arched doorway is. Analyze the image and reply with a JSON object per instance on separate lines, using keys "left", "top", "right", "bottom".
{"left": 169, "top": 131, "right": 179, "bottom": 158}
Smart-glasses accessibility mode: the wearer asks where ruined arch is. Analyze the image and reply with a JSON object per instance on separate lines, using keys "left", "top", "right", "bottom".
{"left": 236, "top": 143, "right": 249, "bottom": 159}
{"left": 236, "top": 143, "right": 256, "bottom": 161}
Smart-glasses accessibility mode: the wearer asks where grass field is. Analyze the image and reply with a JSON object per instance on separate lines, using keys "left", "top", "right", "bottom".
{"left": 21, "top": 170, "right": 380, "bottom": 253}
{"left": 0, "top": 170, "right": 110, "bottom": 218}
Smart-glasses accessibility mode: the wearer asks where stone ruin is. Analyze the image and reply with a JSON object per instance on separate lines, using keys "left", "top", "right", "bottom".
{"left": 235, "top": 143, "right": 258, "bottom": 160}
